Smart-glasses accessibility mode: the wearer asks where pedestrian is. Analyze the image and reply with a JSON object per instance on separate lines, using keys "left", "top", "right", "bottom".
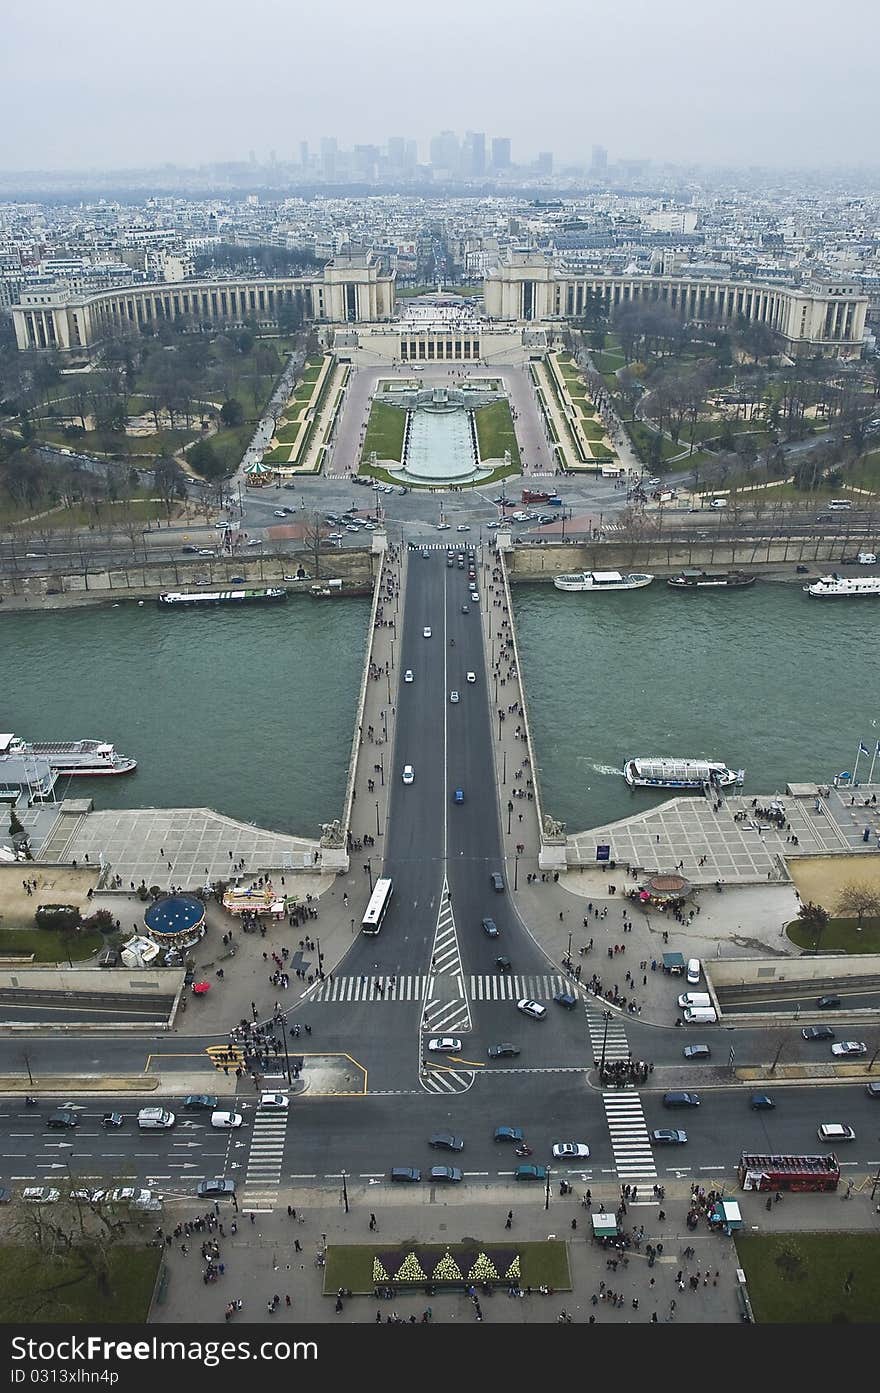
{"left": 294, "top": 1239, "right": 301, "bottom": 1252}
{"left": 505, "top": 1210, "right": 513, "bottom": 1229}
{"left": 369, "top": 1213, "right": 377, "bottom": 1231}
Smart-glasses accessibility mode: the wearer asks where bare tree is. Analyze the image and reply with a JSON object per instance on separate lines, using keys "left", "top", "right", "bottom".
{"left": 835, "top": 882, "right": 880, "bottom": 927}
{"left": 300, "top": 511, "right": 330, "bottom": 579}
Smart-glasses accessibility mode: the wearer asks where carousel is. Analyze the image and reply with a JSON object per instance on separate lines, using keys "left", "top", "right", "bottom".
{"left": 627, "top": 872, "right": 692, "bottom": 913}
{"left": 143, "top": 893, "right": 207, "bottom": 954}
{"left": 244, "top": 458, "right": 275, "bottom": 488}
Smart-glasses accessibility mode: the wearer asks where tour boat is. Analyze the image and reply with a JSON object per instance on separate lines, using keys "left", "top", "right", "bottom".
{"left": 667, "top": 570, "right": 756, "bottom": 590}
{"left": 158, "top": 588, "right": 288, "bottom": 607}
{"left": 0, "top": 733, "right": 136, "bottom": 777}
{"left": 804, "top": 574, "right": 880, "bottom": 598}
{"left": 623, "top": 758, "right": 743, "bottom": 790}
{"left": 553, "top": 570, "right": 654, "bottom": 592}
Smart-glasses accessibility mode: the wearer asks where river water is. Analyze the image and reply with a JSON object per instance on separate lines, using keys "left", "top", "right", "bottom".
{"left": 0, "top": 599, "right": 368, "bottom": 837}
{"left": 512, "top": 580, "right": 880, "bottom": 831}
{"left": 2, "top": 582, "right": 878, "bottom": 837}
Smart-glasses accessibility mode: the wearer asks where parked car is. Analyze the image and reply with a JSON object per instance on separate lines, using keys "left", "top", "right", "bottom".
{"left": 390, "top": 1167, "right": 421, "bottom": 1182}
{"left": 22, "top": 1188, "right": 60, "bottom": 1203}
{"left": 429, "top": 1133, "right": 464, "bottom": 1152}
{"left": 831, "top": 1041, "right": 866, "bottom": 1057}
{"left": 430, "top": 1166, "right": 463, "bottom": 1183}
{"left": 651, "top": 1130, "right": 688, "bottom": 1146}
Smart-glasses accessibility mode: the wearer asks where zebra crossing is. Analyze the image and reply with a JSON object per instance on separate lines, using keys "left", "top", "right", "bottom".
{"left": 240, "top": 1103, "right": 290, "bottom": 1208}
{"left": 409, "top": 541, "right": 478, "bottom": 551}
{"left": 311, "top": 975, "right": 430, "bottom": 1003}
{"left": 420, "top": 880, "right": 472, "bottom": 1082}
{"left": 585, "top": 1008, "right": 631, "bottom": 1063}
{"left": 420, "top": 1063, "right": 475, "bottom": 1095}
{"left": 602, "top": 1093, "right": 657, "bottom": 1181}
{"left": 469, "top": 973, "right": 575, "bottom": 1001}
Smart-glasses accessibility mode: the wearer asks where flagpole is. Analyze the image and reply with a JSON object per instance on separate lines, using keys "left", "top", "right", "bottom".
{"left": 869, "top": 742, "right": 880, "bottom": 787}
{"left": 853, "top": 743, "right": 863, "bottom": 784}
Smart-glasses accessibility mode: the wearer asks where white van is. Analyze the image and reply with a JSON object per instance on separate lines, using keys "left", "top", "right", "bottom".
{"left": 137, "top": 1107, "right": 176, "bottom": 1130}
{"left": 686, "top": 958, "right": 701, "bottom": 985}
{"left": 684, "top": 1006, "right": 718, "bottom": 1024}
{"left": 709, "top": 498, "right": 726, "bottom": 509}
{"left": 828, "top": 499, "right": 852, "bottom": 511}
{"left": 678, "top": 992, "right": 711, "bottom": 1010}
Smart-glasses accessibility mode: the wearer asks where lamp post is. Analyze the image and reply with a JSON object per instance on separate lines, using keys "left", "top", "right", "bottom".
{"left": 342, "top": 1170, "right": 349, "bottom": 1214}
{"left": 544, "top": 1165, "right": 551, "bottom": 1211}
{"left": 567, "top": 931, "right": 572, "bottom": 961}
{"left": 507, "top": 800, "right": 513, "bottom": 835}
{"left": 375, "top": 801, "right": 381, "bottom": 836}
{"left": 379, "top": 752, "right": 384, "bottom": 787}
{"left": 600, "top": 1009, "right": 612, "bottom": 1074}
{"left": 366, "top": 858, "right": 373, "bottom": 893}
{"left": 514, "top": 854, "right": 519, "bottom": 891}
{"left": 502, "top": 750, "right": 507, "bottom": 785}
{"left": 276, "top": 1009, "right": 293, "bottom": 1086}
{"left": 23, "top": 1051, "right": 34, "bottom": 1087}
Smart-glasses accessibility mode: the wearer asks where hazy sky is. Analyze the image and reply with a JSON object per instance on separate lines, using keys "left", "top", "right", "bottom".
{"left": 2, "top": 0, "right": 878, "bottom": 171}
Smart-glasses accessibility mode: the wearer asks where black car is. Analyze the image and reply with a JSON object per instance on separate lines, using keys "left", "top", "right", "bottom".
{"left": 461, "top": 603, "right": 469, "bottom": 613}
{"left": 749, "top": 1094, "right": 775, "bottom": 1110}
{"left": 197, "top": 1178, "right": 236, "bottom": 1198}
{"left": 487, "top": 1043, "right": 520, "bottom": 1059}
{"left": 491, "top": 872, "right": 505, "bottom": 893}
{"left": 495, "top": 956, "right": 512, "bottom": 973}
{"left": 390, "top": 1167, "right": 421, "bottom": 1182}
{"left": 662, "top": 1091, "right": 700, "bottom": 1108}
{"left": 429, "top": 1166, "right": 463, "bottom": 1183}
{"left": 481, "top": 917, "right": 499, "bottom": 938}
{"left": 429, "top": 1133, "right": 464, "bottom": 1153}
{"left": 183, "top": 1095, "right": 218, "bottom": 1110}
{"left": 817, "top": 995, "right": 841, "bottom": 1009}
{"left": 553, "top": 991, "right": 577, "bottom": 1010}
{"left": 47, "top": 1109, "right": 77, "bottom": 1129}
{"left": 802, "top": 1025, "right": 835, "bottom": 1041}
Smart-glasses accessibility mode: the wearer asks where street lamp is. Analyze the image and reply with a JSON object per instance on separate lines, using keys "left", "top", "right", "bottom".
{"left": 342, "top": 1170, "right": 349, "bottom": 1214}
{"left": 275, "top": 1009, "right": 293, "bottom": 1086}
{"left": 502, "top": 750, "right": 507, "bottom": 785}
{"left": 599, "top": 1009, "right": 613, "bottom": 1074}
{"left": 23, "top": 1051, "right": 34, "bottom": 1087}
{"left": 514, "top": 854, "right": 519, "bottom": 891}
{"left": 375, "top": 801, "right": 381, "bottom": 836}
{"left": 507, "top": 800, "right": 513, "bottom": 835}
{"left": 366, "top": 858, "right": 373, "bottom": 893}
{"left": 379, "top": 752, "right": 384, "bottom": 787}
{"left": 544, "top": 1165, "right": 551, "bottom": 1211}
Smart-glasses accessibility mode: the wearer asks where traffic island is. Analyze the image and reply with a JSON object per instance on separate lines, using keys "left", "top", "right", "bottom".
{"left": 323, "top": 1239, "right": 571, "bottom": 1296}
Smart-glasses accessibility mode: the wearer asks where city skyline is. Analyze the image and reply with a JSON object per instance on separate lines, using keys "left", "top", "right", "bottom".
{"left": 3, "top": 0, "right": 879, "bottom": 173}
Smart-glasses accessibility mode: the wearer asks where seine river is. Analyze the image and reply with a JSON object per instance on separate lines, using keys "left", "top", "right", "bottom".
{"left": 2, "top": 582, "right": 878, "bottom": 836}
{"left": 0, "top": 599, "right": 368, "bottom": 838}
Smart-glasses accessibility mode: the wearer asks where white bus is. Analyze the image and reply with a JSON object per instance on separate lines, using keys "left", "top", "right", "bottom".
{"left": 362, "top": 878, "right": 393, "bottom": 935}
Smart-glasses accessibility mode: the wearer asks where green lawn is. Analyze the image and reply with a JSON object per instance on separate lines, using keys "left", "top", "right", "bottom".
{"left": 324, "top": 1240, "right": 570, "bottom": 1294}
{"left": 580, "top": 419, "right": 607, "bottom": 441}
{"left": 38, "top": 427, "right": 194, "bottom": 458}
{"left": 474, "top": 400, "right": 520, "bottom": 465}
{"left": 275, "top": 421, "right": 305, "bottom": 445}
{"left": 0, "top": 927, "right": 104, "bottom": 963}
{"left": 264, "top": 445, "right": 294, "bottom": 463}
{"left": 0, "top": 1244, "right": 160, "bottom": 1324}
{"left": 361, "top": 400, "right": 407, "bottom": 463}
{"left": 786, "top": 915, "right": 880, "bottom": 954}
{"left": 593, "top": 351, "right": 625, "bottom": 375}
{"left": 736, "top": 1233, "right": 880, "bottom": 1323}
{"left": 628, "top": 421, "right": 681, "bottom": 463}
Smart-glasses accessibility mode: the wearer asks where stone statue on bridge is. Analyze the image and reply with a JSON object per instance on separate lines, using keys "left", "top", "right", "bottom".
{"left": 543, "top": 813, "right": 566, "bottom": 837}
{"left": 319, "top": 819, "right": 345, "bottom": 849}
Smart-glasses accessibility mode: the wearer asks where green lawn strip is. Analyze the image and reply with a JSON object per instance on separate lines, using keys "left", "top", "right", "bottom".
{"left": 361, "top": 401, "right": 407, "bottom": 463}
{"left": 628, "top": 421, "right": 681, "bottom": 463}
{"left": 786, "top": 915, "right": 880, "bottom": 953}
{"left": 265, "top": 446, "right": 295, "bottom": 464}
{"left": 37, "top": 428, "right": 195, "bottom": 458}
{"left": 575, "top": 402, "right": 596, "bottom": 416}
{"left": 0, "top": 1244, "right": 159, "bottom": 1324}
{"left": 275, "top": 422, "right": 305, "bottom": 446}
{"left": 324, "top": 1240, "right": 570, "bottom": 1294}
{"left": 205, "top": 423, "right": 254, "bottom": 473}
{"left": 593, "top": 351, "right": 625, "bottom": 374}
{"left": 736, "top": 1232, "right": 880, "bottom": 1324}
{"left": 579, "top": 419, "right": 607, "bottom": 441}
{"left": 474, "top": 400, "right": 520, "bottom": 466}
{"left": 361, "top": 461, "right": 518, "bottom": 490}
{"left": 0, "top": 927, "right": 104, "bottom": 962}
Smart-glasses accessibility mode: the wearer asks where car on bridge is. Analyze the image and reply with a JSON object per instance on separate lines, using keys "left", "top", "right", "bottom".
{"left": 493, "top": 1126, "right": 524, "bottom": 1143}
{"left": 490, "top": 872, "right": 505, "bottom": 892}
{"left": 487, "top": 1043, "right": 520, "bottom": 1058}
{"left": 552, "top": 1142, "right": 590, "bottom": 1160}
{"left": 817, "top": 994, "right": 841, "bottom": 1009}
{"left": 831, "top": 1041, "right": 866, "bottom": 1057}
{"left": 429, "top": 1166, "right": 463, "bottom": 1183}
{"left": 427, "top": 1037, "right": 462, "bottom": 1053}
{"left": 663, "top": 1091, "right": 700, "bottom": 1107}
{"left": 481, "top": 917, "right": 499, "bottom": 937}
{"left": 515, "top": 1164, "right": 548, "bottom": 1182}
{"left": 402, "top": 765, "right": 414, "bottom": 785}
{"left": 517, "top": 999, "right": 547, "bottom": 1020}
{"left": 453, "top": 788, "right": 464, "bottom": 804}
{"left": 651, "top": 1129, "right": 688, "bottom": 1145}
{"left": 683, "top": 1044, "right": 711, "bottom": 1060}
{"left": 197, "top": 1178, "right": 237, "bottom": 1197}
{"left": 429, "top": 1133, "right": 464, "bottom": 1152}
{"left": 47, "top": 1110, "right": 77, "bottom": 1129}
{"left": 183, "top": 1095, "right": 218, "bottom": 1111}
{"left": 749, "top": 1094, "right": 775, "bottom": 1110}
{"left": 802, "top": 1025, "right": 835, "bottom": 1041}
{"left": 404, "top": 669, "right": 414, "bottom": 682}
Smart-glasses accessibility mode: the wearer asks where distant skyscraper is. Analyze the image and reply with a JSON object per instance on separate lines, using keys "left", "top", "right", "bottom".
{"left": 536, "top": 151, "right": 553, "bottom": 175}
{"left": 591, "top": 144, "right": 608, "bottom": 174}
{"left": 491, "top": 137, "right": 511, "bottom": 170}
{"left": 299, "top": 141, "right": 309, "bottom": 169}
{"left": 463, "top": 131, "right": 486, "bottom": 177}
{"left": 429, "top": 130, "right": 460, "bottom": 175}
{"left": 320, "top": 137, "right": 337, "bottom": 179}
{"left": 404, "top": 140, "right": 418, "bottom": 174}
{"left": 387, "top": 137, "right": 406, "bottom": 171}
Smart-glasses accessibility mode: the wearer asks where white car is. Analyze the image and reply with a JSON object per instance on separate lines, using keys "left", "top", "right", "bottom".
{"left": 344, "top": 524, "right": 360, "bottom": 532}
{"left": 403, "top": 669, "right": 414, "bottom": 683}
{"left": 436, "top": 522, "right": 451, "bottom": 530}
{"left": 328, "top": 531, "right": 344, "bottom": 540}
{"left": 273, "top": 509, "right": 286, "bottom": 518}
{"left": 831, "top": 1041, "right": 867, "bottom": 1057}
{"left": 22, "top": 1188, "right": 60, "bottom": 1204}
{"left": 456, "top": 524, "right": 470, "bottom": 532}
{"left": 259, "top": 1092, "right": 289, "bottom": 1109}
{"left": 402, "top": 764, "right": 414, "bottom": 785}
{"left": 211, "top": 1111, "right": 243, "bottom": 1129}
{"left": 428, "top": 1037, "right": 462, "bottom": 1053}
{"left": 423, "top": 626, "right": 432, "bottom": 638}
{"left": 517, "top": 999, "right": 547, "bottom": 1019}
{"left": 450, "top": 690, "right": 460, "bottom": 703}
{"left": 551, "top": 1142, "right": 591, "bottom": 1160}
{"left": 383, "top": 485, "right": 395, "bottom": 494}
{"left": 817, "top": 1123, "right": 855, "bottom": 1142}
{"left": 107, "top": 1187, "right": 162, "bottom": 1211}
{"left": 466, "top": 671, "right": 476, "bottom": 684}
{"left": 486, "top": 520, "right": 501, "bottom": 529}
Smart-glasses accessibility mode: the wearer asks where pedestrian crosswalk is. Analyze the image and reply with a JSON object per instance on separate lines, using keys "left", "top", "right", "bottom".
{"left": 602, "top": 1092, "right": 657, "bottom": 1181}
{"left": 309, "top": 972, "right": 578, "bottom": 1004}
{"left": 469, "top": 974, "right": 575, "bottom": 1001}
{"left": 241, "top": 1104, "right": 289, "bottom": 1208}
{"left": 585, "top": 1008, "right": 631, "bottom": 1063}
{"left": 420, "top": 879, "right": 472, "bottom": 1037}
{"left": 421, "top": 1065, "right": 475, "bottom": 1095}
{"left": 408, "top": 541, "right": 478, "bottom": 551}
